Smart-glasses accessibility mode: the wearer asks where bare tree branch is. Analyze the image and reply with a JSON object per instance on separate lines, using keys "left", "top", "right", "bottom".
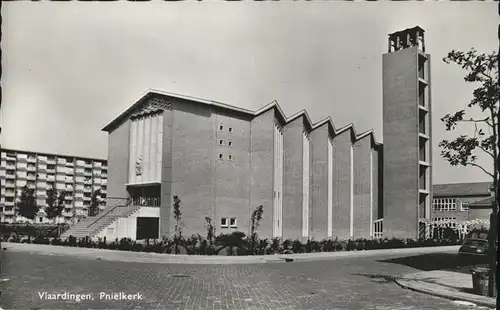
{"left": 466, "top": 162, "right": 494, "bottom": 178}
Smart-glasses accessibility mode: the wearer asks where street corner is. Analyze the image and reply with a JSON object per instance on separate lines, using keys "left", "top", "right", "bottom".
{"left": 395, "top": 270, "right": 496, "bottom": 309}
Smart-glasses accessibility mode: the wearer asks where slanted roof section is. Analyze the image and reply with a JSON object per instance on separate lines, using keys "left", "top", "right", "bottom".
{"left": 433, "top": 182, "right": 492, "bottom": 198}
{"left": 468, "top": 196, "right": 494, "bottom": 208}
{"left": 102, "top": 89, "right": 381, "bottom": 147}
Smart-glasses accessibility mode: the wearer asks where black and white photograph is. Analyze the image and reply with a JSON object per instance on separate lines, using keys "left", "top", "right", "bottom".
{"left": 0, "top": 2, "right": 498, "bottom": 309}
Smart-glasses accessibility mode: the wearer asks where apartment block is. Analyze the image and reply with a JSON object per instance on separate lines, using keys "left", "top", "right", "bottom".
{"left": 0, "top": 149, "right": 107, "bottom": 223}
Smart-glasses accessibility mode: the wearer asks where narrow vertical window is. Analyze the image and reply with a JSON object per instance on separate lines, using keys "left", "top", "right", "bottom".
{"left": 349, "top": 144, "right": 354, "bottom": 237}
{"left": 327, "top": 138, "right": 333, "bottom": 237}
{"left": 302, "top": 131, "right": 310, "bottom": 238}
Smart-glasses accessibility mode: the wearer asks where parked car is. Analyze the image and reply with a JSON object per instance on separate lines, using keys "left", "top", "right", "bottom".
{"left": 458, "top": 229, "right": 490, "bottom": 266}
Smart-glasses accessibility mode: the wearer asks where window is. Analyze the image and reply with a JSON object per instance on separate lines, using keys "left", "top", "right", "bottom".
{"left": 221, "top": 217, "right": 228, "bottom": 228}
{"left": 228, "top": 141, "right": 232, "bottom": 146}
{"left": 218, "top": 154, "right": 223, "bottom": 159}
{"left": 432, "top": 198, "right": 457, "bottom": 212}
{"left": 228, "top": 155, "right": 233, "bottom": 160}
{"left": 228, "top": 127, "right": 232, "bottom": 133}
{"left": 219, "top": 125, "right": 223, "bottom": 130}
{"left": 461, "top": 203, "right": 470, "bottom": 211}
{"left": 219, "top": 140, "right": 223, "bottom": 145}
{"left": 229, "top": 218, "right": 237, "bottom": 228}
{"left": 433, "top": 217, "right": 457, "bottom": 228}
{"left": 39, "top": 217, "right": 43, "bottom": 223}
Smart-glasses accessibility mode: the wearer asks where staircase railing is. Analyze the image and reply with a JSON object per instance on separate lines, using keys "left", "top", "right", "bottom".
{"left": 86, "top": 197, "right": 131, "bottom": 229}
{"left": 373, "top": 218, "right": 383, "bottom": 238}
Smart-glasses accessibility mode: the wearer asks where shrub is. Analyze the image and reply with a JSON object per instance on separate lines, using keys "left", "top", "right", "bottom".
{"left": 51, "top": 237, "right": 62, "bottom": 246}
{"left": 68, "top": 235, "right": 77, "bottom": 247}
{"left": 117, "top": 238, "right": 134, "bottom": 251}
{"left": 33, "top": 236, "right": 50, "bottom": 245}
{"left": 292, "top": 239, "right": 304, "bottom": 253}
{"left": 321, "top": 239, "right": 335, "bottom": 252}
{"left": 269, "top": 238, "right": 280, "bottom": 254}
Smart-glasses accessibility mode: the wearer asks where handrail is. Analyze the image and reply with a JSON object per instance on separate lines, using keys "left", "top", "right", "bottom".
{"left": 86, "top": 198, "right": 131, "bottom": 228}
{"left": 89, "top": 200, "right": 140, "bottom": 237}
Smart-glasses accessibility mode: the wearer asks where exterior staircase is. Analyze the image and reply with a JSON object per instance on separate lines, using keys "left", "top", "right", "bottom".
{"left": 61, "top": 199, "right": 141, "bottom": 240}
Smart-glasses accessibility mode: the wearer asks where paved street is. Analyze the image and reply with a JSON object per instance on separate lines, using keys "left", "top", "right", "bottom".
{"left": 0, "top": 248, "right": 484, "bottom": 310}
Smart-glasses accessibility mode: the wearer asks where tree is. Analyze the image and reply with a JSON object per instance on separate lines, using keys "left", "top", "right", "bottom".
{"left": 17, "top": 185, "right": 38, "bottom": 221}
{"left": 205, "top": 216, "right": 215, "bottom": 247}
{"left": 89, "top": 189, "right": 101, "bottom": 217}
{"left": 57, "top": 191, "right": 68, "bottom": 223}
{"left": 249, "top": 205, "right": 264, "bottom": 255}
{"left": 172, "top": 195, "right": 183, "bottom": 254}
{"left": 439, "top": 48, "right": 499, "bottom": 297}
{"left": 45, "top": 187, "right": 61, "bottom": 223}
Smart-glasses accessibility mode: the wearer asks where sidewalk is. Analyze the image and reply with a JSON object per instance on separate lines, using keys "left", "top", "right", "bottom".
{"left": 395, "top": 270, "right": 496, "bottom": 309}
{"left": 2, "top": 242, "right": 459, "bottom": 265}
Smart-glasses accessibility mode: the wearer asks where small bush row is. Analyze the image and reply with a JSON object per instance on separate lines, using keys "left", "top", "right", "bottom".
{"left": 0, "top": 223, "right": 70, "bottom": 240}
{"left": 5, "top": 231, "right": 462, "bottom": 256}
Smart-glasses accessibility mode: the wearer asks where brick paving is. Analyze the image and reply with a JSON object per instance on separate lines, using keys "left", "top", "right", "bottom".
{"left": 0, "top": 249, "right": 481, "bottom": 309}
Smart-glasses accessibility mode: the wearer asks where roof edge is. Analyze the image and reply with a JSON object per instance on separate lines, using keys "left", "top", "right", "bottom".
{"left": 102, "top": 90, "right": 381, "bottom": 147}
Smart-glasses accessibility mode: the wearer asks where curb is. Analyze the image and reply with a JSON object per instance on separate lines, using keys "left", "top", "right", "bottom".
{"left": 394, "top": 278, "right": 496, "bottom": 309}
{"left": 2, "top": 243, "right": 460, "bottom": 265}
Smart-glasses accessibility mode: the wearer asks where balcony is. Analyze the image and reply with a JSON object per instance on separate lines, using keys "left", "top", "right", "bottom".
{"left": 75, "top": 185, "right": 84, "bottom": 192}
{"left": 16, "top": 163, "right": 27, "bottom": 170}
{"left": 84, "top": 179, "right": 92, "bottom": 185}
{"left": 132, "top": 196, "right": 161, "bottom": 207}
{"left": 16, "top": 180, "right": 27, "bottom": 187}
{"left": 3, "top": 209, "right": 15, "bottom": 215}
{"left": 6, "top": 174, "right": 15, "bottom": 180}
{"left": 419, "top": 188, "right": 430, "bottom": 195}
{"left": 65, "top": 185, "right": 74, "bottom": 191}
{"left": 62, "top": 211, "right": 73, "bottom": 217}
{"left": 84, "top": 162, "right": 93, "bottom": 168}
{"left": 419, "top": 132, "right": 430, "bottom": 141}
{"left": 27, "top": 156, "right": 37, "bottom": 163}
{"left": 27, "top": 175, "right": 36, "bottom": 181}
{"left": 66, "top": 160, "right": 75, "bottom": 167}
{"left": 17, "top": 154, "right": 28, "bottom": 161}
{"left": 5, "top": 182, "right": 15, "bottom": 188}
{"left": 0, "top": 153, "right": 6, "bottom": 159}
{"left": 37, "top": 181, "right": 47, "bottom": 188}
{"left": 75, "top": 169, "right": 85, "bottom": 176}
{"left": 47, "top": 158, "right": 56, "bottom": 165}
{"left": 4, "top": 191, "right": 15, "bottom": 197}
{"left": 4, "top": 201, "right": 14, "bottom": 207}
{"left": 37, "top": 174, "right": 47, "bottom": 180}
{"left": 65, "top": 177, "right": 74, "bottom": 184}
{"left": 47, "top": 175, "right": 56, "bottom": 182}
{"left": 27, "top": 165, "right": 37, "bottom": 172}
{"left": 419, "top": 160, "right": 430, "bottom": 167}
{"left": 36, "top": 191, "right": 47, "bottom": 198}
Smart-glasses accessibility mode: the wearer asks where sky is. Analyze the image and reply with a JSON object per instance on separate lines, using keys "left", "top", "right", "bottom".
{"left": 1, "top": 2, "right": 497, "bottom": 185}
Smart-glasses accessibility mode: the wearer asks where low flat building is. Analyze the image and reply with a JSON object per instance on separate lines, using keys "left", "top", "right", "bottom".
{"left": 432, "top": 182, "right": 492, "bottom": 224}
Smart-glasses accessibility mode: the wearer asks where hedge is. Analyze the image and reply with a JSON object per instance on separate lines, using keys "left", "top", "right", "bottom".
{"left": 5, "top": 231, "right": 463, "bottom": 256}
{"left": 0, "top": 223, "right": 70, "bottom": 240}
